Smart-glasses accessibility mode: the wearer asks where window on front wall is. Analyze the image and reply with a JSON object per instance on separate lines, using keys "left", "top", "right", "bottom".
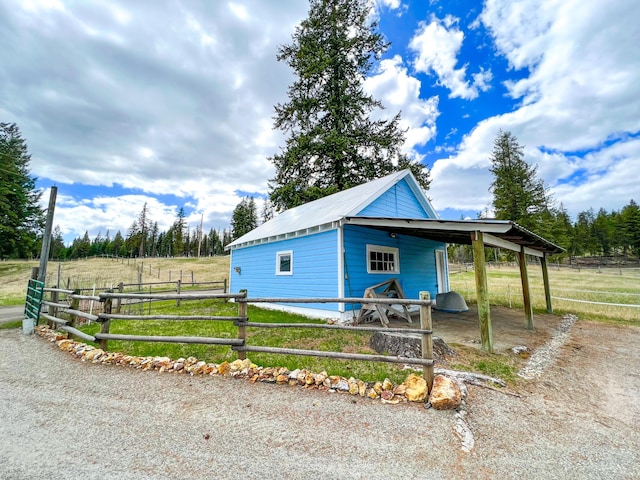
{"left": 366, "top": 245, "right": 399, "bottom": 274}
{"left": 276, "top": 250, "right": 293, "bottom": 275}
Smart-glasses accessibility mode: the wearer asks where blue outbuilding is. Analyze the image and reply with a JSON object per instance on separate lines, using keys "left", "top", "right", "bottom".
{"left": 226, "top": 170, "right": 449, "bottom": 320}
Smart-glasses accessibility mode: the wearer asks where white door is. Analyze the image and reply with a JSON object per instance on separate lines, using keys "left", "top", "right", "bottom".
{"left": 436, "top": 250, "right": 447, "bottom": 293}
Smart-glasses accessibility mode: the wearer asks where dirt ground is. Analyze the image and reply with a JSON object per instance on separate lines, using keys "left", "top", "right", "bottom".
{"left": 384, "top": 304, "right": 564, "bottom": 371}
{"left": 431, "top": 304, "right": 563, "bottom": 352}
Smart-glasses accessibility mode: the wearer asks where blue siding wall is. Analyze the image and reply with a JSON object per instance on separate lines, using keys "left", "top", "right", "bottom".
{"left": 229, "top": 230, "right": 339, "bottom": 311}
{"left": 357, "top": 178, "right": 431, "bottom": 219}
{"left": 342, "top": 225, "right": 445, "bottom": 301}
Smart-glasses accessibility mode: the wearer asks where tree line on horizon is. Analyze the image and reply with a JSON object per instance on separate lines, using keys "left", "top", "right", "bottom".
{"left": 49, "top": 195, "right": 639, "bottom": 263}
{"left": 2, "top": 0, "right": 639, "bottom": 263}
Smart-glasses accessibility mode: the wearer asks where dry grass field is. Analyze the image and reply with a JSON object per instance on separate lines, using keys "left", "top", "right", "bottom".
{"left": 0, "top": 256, "right": 230, "bottom": 307}
{"left": 2, "top": 256, "right": 637, "bottom": 384}
{"left": 448, "top": 263, "right": 640, "bottom": 324}
{"left": 2, "top": 257, "right": 638, "bottom": 324}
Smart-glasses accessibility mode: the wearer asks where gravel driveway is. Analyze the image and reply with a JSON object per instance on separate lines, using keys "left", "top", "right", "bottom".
{"left": 1, "top": 321, "right": 639, "bottom": 479}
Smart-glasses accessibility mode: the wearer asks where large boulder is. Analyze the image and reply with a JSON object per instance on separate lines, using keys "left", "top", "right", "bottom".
{"left": 403, "top": 374, "right": 428, "bottom": 402}
{"left": 429, "top": 375, "right": 462, "bottom": 410}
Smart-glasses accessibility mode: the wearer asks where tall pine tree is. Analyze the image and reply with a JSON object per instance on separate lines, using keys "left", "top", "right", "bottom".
{"left": 489, "top": 130, "right": 548, "bottom": 232}
{"left": 231, "top": 197, "right": 258, "bottom": 240}
{"left": 0, "top": 122, "right": 44, "bottom": 258}
{"left": 269, "top": 0, "right": 429, "bottom": 210}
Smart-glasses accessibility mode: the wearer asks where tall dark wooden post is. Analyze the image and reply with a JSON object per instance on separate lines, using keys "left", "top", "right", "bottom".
{"left": 519, "top": 247, "right": 534, "bottom": 330}
{"left": 540, "top": 254, "right": 553, "bottom": 314}
{"left": 472, "top": 231, "right": 493, "bottom": 353}
{"left": 420, "top": 291, "right": 434, "bottom": 393}
{"left": 100, "top": 296, "right": 112, "bottom": 352}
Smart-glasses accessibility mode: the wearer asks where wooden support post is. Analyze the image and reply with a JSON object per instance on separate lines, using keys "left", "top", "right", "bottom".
{"left": 472, "top": 231, "right": 493, "bottom": 353}
{"left": 69, "top": 289, "right": 80, "bottom": 333}
{"left": 176, "top": 279, "right": 182, "bottom": 307}
{"left": 116, "top": 283, "right": 124, "bottom": 314}
{"left": 518, "top": 247, "right": 534, "bottom": 330}
{"left": 540, "top": 254, "right": 553, "bottom": 314}
{"left": 237, "top": 292, "right": 247, "bottom": 361}
{"left": 50, "top": 289, "right": 59, "bottom": 328}
{"left": 100, "top": 296, "right": 112, "bottom": 351}
{"left": 419, "top": 291, "right": 434, "bottom": 394}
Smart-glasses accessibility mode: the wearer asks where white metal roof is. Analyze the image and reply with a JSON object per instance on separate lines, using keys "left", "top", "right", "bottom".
{"left": 228, "top": 169, "right": 435, "bottom": 249}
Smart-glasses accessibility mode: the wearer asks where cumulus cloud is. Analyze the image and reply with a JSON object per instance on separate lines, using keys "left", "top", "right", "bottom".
{"left": 430, "top": 0, "right": 640, "bottom": 218}
{"left": 409, "top": 15, "right": 492, "bottom": 100}
{"left": 0, "top": 0, "right": 309, "bottom": 240}
{"left": 364, "top": 55, "right": 439, "bottom": 154}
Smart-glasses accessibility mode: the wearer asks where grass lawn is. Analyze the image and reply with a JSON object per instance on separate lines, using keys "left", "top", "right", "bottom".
{"left": 5, "top": 257, "right": 638, "bottom": 386}
{"left": 75, "top": 299, "right": 412, "bottom": 384}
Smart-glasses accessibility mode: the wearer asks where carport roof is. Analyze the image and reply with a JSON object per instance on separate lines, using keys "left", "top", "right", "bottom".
{"left": 343, "top": 217, "right": 565, "bottom": 256}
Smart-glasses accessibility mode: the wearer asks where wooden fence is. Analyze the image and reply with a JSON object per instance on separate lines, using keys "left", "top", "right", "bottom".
{"left": 39, "top": 289, "right": 435, "bottom": 392}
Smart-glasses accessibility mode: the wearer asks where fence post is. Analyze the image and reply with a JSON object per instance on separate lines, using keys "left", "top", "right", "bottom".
{"left": 223, "top": 278, "right": 228, "bottom": 294}
{"left": 420, "top": 291, "right": 434, "bottom": 394}
{"left": 100, "top": 294, "right": 112, "bottom": 351}
{"left": 50, "top": 288, "right": 59, "bottom": 328}
{"left": 176, "top": 279, "right": 182, "bottom": 307}
{"left": 116, "top": 283, "right": 124, "bottom": 314}
{"left": 237, "top": 291, "right": 247, "bottom": 361}
{"left": 69, "top": 289, "right": 80, "bottom": 330}
{"left": 191, "top": 271, "right": 194, "bottom": 286}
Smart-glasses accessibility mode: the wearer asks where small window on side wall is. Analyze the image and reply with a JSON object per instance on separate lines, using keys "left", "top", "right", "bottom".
{"left": 366, "top": 245, "right": 399, "bottom": 274}
{"left": 276, "top": 250, "right": 293, "bottom": 275}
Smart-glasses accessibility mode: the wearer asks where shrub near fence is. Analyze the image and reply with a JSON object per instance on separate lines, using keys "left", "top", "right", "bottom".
{"left": 38, "top": 289, "right": 436, "bottom": 392}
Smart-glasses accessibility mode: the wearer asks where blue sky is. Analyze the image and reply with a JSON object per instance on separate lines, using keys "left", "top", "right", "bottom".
{"left": 1, "top": 0, "right": 638, "bottom": 245}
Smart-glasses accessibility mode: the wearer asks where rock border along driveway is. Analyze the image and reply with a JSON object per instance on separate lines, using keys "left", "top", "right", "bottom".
{"left": 1, "top": 318, "right": 639, "bottom": 479}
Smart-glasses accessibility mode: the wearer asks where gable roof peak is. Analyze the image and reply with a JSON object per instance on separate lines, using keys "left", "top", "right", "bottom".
{"left": 227, "top": 169, "right": 433, "bottom": 248}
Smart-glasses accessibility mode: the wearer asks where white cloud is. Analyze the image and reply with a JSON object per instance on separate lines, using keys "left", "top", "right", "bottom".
{"left": 481, "top": 0, "right": 640, "bottom": 151}
{"left": 364, "top": 55, "right": 439, "bottom": 154}
{"left": 430, "top": 0, "right": 640, "bottom": 220}
{"left": 1, "top": 0, "right": 309, "bottom": 241}
{"left": 409, "top": 15, "right": 492, "bottom": 100}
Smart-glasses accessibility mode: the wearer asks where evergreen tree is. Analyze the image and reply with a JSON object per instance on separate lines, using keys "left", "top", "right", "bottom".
{"left": 136, "top": 202, "right": 150, "bottom": 257}
{"left": 125, "top": 220, "right": 140, "bottom": 257}
{"left": 149, "top": 221, "right": 159, "bottom": 257}
{"left": 269, "top": 0, "right": 429, "bottom": 210}
{"left": 489, "top": 130, "right": 548, "bottom": 231}
{"left": 261, "top": 198, "right": 274, "bottom": 224}
{"left": 208, "top": 228, "right": 223, "bottom": 255}
{"left": 0, "top": 122, "right": 44, "bottom": 258}
{"left": 231, "top": 197, "right": 258, "bottom": 240}
{"left": 592, "top": 208, "right": 614, "bottom": 256}
{"left": 172, "top": 207, "right": 187, "bottom": 256}
{"left": 50, "top": 225, "right": 66, "bottom": 260}
{"left": 71, "top": 231, "right": 91, "bottom": 258}
{"left": 112, "top": 231, "right": 125, "bottom": 257}
{"left": 619, "top": 199, "right": 640, "bottom": 255}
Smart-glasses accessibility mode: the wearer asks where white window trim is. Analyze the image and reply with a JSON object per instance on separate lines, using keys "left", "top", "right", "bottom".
{"left": 276, "top": 250, "right": 293, "bottom": 275}
{"left": 366, "top": 244, "right": 400, "bottom": 274}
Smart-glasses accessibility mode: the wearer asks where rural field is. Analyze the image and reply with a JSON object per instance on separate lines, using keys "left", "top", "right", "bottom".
{"left": 0, "top": 256, "right": 229, "bottom": 307}
{"left": 448, "top": 261, "right": 640, "bottom": 325}
{"left": 1, "top": 255, "right": 638, "bottom": 385}
{"left": 2, "top": 255, "right": 637, "bottom": 323}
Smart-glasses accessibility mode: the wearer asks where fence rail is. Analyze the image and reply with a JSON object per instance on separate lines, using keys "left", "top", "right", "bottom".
{"left": 38, "top": 287, "right": 435, "bottom": 393}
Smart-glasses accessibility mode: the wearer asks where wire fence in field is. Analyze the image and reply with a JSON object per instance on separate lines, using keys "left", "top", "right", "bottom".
{"left": 449, "top": 268, "right": 640, "bottom": 322}
{"left": 43, "top": 257, "right": 217, "bottom": 294}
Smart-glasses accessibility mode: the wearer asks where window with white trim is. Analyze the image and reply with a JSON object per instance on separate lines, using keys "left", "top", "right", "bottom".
{"left": 366, "top": 245, "right": 399, "bottom": 274}
{"left": 276, "top": 250, "right": 293, "bottom": 275}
